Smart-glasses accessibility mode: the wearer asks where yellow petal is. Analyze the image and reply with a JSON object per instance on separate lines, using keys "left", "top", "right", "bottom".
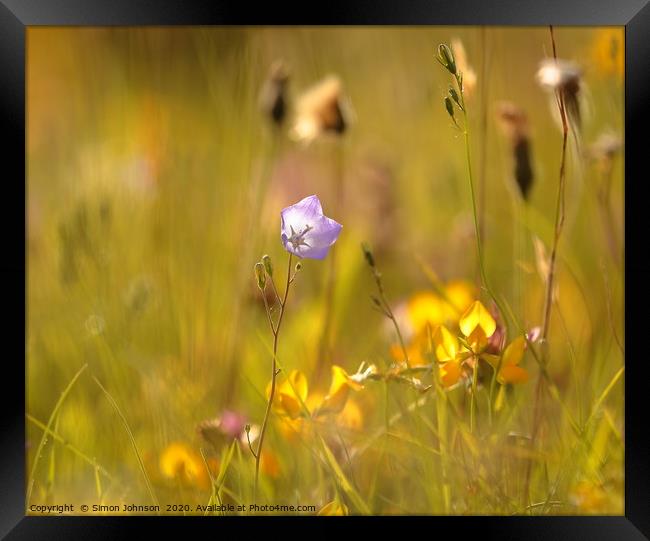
{"left": 439, "top": 360, "right": 462, "bottom": 388}
{"left": 317, "top": 500, "right": 349, "bottom": 516}
{"left": 320, "top": 365, "right": 361, "bottom": 414}
{"left": 502, "top": 336, "right": 526, "bottom": 366}
{"left": 498, "top": 365, "right": 529, "bottom": 384}
{"left": 466, "top": 327, "right": 488, "bottom": 351}
{"left": 273, "top": 370, "right": 309, "bottom": 419}
{"left": 459, "top": 300, "right": 496, "bottom": 340}
{"left": 432, "top": 325, "right": 459, "bottom": 363}
{"left": 337, "top": 397, "right": 364, "bottom": 430}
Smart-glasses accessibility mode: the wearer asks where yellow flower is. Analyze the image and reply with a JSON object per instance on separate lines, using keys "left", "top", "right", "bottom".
{"left": 432, "top": 324, "right": 459, "bottom": 363}
{"left": 483, "top": 335, "right": 529, "bottom": 384}
{"left": 317, "top": 500, "right": 349, "bottom": 516}
{"left": 439, "top": 360, "right": 463, "bottom": 388}
{"left": 320, "top": 365, "right": 363, "bottom": 414}
{"left": 591, "top": 28, "right": 624, "bottom": 79}
{"left": 406, "top": 292, "right": 445, "bottom": 334}
{"left": 159, "top": 442, "right": 213, "bottom": 490}
{"left": 268, "top": 369, "right": 309, "bottom": 419}
{"left": 459, "top": 300, "right": 496, "bottom": 351}
{"left": 432, "top": 324, "right": 470, "bottom": 388}
{"left": 498, "top": 336, "right": 529, "bottom": 384}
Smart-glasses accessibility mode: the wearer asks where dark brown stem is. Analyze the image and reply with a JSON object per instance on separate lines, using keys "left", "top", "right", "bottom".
{"left": 524, "top": 25, "right": 569, "bottom": 505}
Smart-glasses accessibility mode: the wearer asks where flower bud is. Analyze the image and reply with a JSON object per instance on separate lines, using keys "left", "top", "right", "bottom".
{"left": 254, "top": 262, "right": 266, "bottom": 290}
{"left": 361, "top": 242, "right": 375, "bottom": 268}
{"left": 295, "top": 262, "right": 302, "bottom": 272}
{"left": 448, "top": 87, "right": 462, "bottom": 108}
{"left": 437, "top": 44, "right": 457, "bottom": 75}
{"left": 444, "top": 96, "right": 455, "bottom": 119}
{"left": 262, "top": 254, "right": 273, "bottom": 277}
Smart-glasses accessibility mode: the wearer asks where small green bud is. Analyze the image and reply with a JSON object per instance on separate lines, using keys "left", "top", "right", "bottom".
{"left": 448, "top": 87, "right": 462, "bottom": 108}
{"left": 254, "top": 262, "right": 266, "bottom": 290}
{"left": 295, "top": 262, "right": 302, "bottom": 272}
{"left": 361, "top": 242, "right": 375, "bottom": 268}
{"left": 245, "top": 424, "right": 251, "bottom": 433}
{"left": 444, "top": 96, "right": 455, "bottom": 119}
{"left": 437, "top": 43, "right": 456, "bottom": 75}
{"left": 262, "top": 254, "right": 273, "bottom": 277}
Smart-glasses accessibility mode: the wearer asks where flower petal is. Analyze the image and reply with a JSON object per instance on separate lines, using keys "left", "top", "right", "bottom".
{"left": 270, "top": 369, "right": 309, "bottom": 419}
{"left": 320, "top": 365, "right": 361, "bottom": 413}
{"left": 498, "top": 365, "right": 529, "bottom": 384}
{"left": 439, "top": 360, "right": 462, "bottom": 388}
{"left": 459, "top": 300, "right": 496, "bottom": 340}
{"left": 432, "top": 325, "right": 458, "bottom": 363}
{"left": 502, "top": 335, "right": 526, "bottom": 366}
{"left": 300, "top": 216, "right": 342, "bottom": 259}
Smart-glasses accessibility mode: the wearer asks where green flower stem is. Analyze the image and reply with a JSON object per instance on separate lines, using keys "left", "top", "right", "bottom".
{"left": 455, "top": 73, "right": 508, "bottom": 433}
{"left": 254, "top": 252, "right": 293, "bottom": 503}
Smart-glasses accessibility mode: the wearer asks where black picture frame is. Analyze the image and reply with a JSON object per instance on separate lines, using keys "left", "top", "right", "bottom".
{"left": 2, "top": 0, "right": 647, "bottom": 538}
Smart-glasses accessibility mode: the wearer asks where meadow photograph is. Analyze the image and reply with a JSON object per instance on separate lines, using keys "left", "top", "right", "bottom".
{"left": 26, "top": 25, "right": 624, "bottom": 516}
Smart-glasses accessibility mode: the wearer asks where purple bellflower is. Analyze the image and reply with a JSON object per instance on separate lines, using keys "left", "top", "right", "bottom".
{"left": 281, "top": 195, "right": 342, "bottom": 259}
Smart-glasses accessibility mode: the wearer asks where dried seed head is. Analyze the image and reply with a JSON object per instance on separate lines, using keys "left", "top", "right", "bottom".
{"left": 536, "top": 58, "right": 583, "bottom": 132}
{"left": 496, "top": 102, "right": 534, "bottom": 200}
{"left": 496, "top": 101, "right": 529, "bottom": 141}
{"left": 259, "top": 59, "right": 290, "bottom": 126}
{"left": 291, "top": 75, "right": 351, "bottom": 144}
{"left": 513, "top": 138, "right": 534, "bottom": 200}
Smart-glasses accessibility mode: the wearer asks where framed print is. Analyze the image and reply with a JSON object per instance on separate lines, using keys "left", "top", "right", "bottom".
{"left": 2, "top": 0, "right": 649, "bottom": 537}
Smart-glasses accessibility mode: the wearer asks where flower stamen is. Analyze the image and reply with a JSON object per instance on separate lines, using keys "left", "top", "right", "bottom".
{"left": 288, "top": 224, "right": 313, "bottom": 252}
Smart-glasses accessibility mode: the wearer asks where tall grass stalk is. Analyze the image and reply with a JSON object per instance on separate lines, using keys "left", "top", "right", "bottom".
{"left": 477, "top": 27, "right": 489, "bottom": 248}
{"left": 93, "top": 375, "right": 160, "bottom": 510}
{"left": 26, "top": 363, "right": 88, "bottom": 509}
